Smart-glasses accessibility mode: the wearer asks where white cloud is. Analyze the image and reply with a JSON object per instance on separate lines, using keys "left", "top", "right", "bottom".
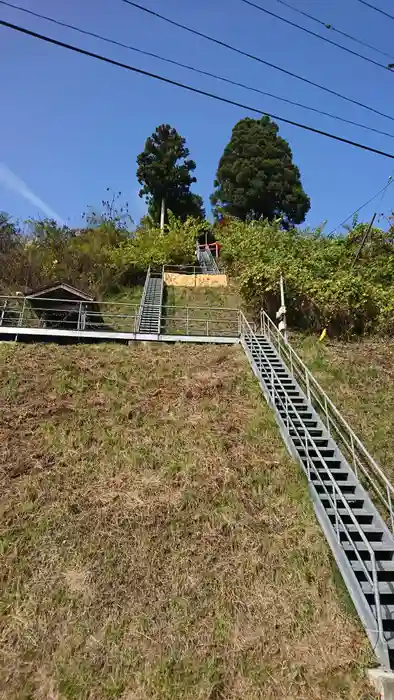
{"left": 0, "top": 162, "right": 65, "bottom": 225}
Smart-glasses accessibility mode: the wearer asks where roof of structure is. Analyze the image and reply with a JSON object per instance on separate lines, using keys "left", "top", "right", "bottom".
{"left": 25, "top": 282, "right": 94, "bottom": 302}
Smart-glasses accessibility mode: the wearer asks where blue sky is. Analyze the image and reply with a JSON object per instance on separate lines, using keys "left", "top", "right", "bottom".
{"left": 1, "top": 0, "right": 394, "bottom": 231}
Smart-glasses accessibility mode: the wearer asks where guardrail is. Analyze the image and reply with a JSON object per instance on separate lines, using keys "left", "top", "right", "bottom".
{"left": 259, "top": 308, "right": 394, "bottom": 537}
{"left": 0, "top": 296, "right": 240, "bottom": 338}
{"left": 135, "top": 265, "right": 151, "bottom": 332}
{"left": 163, "top": 265, "right": 207, "bottom": 275}
{"left": 240, "top": 310, "right": 384, "bottom": 648}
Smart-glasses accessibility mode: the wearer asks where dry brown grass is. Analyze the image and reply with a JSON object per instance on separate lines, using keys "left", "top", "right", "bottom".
{"left": 293, "top": 335, "right": 394, "bottom": 481}
{"left": 0, "top": 342, "right": 376, "bottom": 699}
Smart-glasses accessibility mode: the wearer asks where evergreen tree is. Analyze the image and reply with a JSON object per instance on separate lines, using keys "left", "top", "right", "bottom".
{"left": 211, "top": 116, "right": 310, "bottom": 225}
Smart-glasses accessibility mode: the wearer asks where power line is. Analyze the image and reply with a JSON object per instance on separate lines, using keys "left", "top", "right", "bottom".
{"left": 356, "top": 0, "right": 394, "bottom": 22}
{"left": 328, "top": 174, "right": 394, "bottom": 235}
{"left": 2, "top": 19, "right": 394, "bottom": 160}
{"left": 2, "top": 0, "right": 394, "bottom": 141}
{"left": 271, "top": 0, "right": 394, "bottom": 61}
{"left": 120, "top": 0, "right": 394, "bottom": 124}
{"left": 240, "top": 0, "right": 390, "bottom": 72}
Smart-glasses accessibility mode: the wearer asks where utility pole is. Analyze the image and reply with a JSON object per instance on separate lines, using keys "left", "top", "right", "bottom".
{"left": 276, "top": 272, "right": 288, "bottom": 342}
{"left": 160, "top": 197, "right": 165, "bottom": 233}
{"left": 352, "top": 212, "right": 376, "bottom": 267}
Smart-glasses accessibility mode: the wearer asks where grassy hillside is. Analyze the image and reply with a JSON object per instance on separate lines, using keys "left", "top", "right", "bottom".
{"left": 0, "top": 343, "right": 376, "bottom": 699}
{"left": 293, "top": 335, "right": 394, "bottom": 481}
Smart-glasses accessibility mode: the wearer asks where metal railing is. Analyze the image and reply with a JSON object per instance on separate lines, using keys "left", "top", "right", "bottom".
{"left": 163, "top": 264, "right": 209, "bottom": 276}
{"left": 259, "top": 309, "right": 394, "bottom": 536}
{"left": 240, "top": 311, "right": 384, "bottom": 647}
{"left": 0, "top": 296, "right": 240, "bottom": 338}
{"left": 196, "top": 244, "right": 220, "bottom": 274}
{"left": 135, "top": 266, "right": 152, "bottom": 332}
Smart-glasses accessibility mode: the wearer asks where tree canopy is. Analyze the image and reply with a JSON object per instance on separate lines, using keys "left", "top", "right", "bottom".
{"left": 211, "top": 116, "right": 310, "bottom": 226}
{"left": 136, "top": 124, "right": 205, "bottom": 223}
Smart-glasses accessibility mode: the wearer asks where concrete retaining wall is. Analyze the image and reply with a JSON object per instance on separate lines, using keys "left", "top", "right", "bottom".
{"left": 163, "top": 273, "right": 228, "bottom": 288}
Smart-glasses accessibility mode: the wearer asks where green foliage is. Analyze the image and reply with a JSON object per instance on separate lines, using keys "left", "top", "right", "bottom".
{"left": 220, "top": 216, "right": 394, "bottom": 336}
{"left": 109, "top": 214, "right": 202, "bottom": 275}
{"left": 137, "top": 124, "right": 205, "bottom": 223}
{"left": 0, "top": 204, "right": 203, "bottom": 298}
{"left": 211, "top": 116, "right": 310, "bottom": 225}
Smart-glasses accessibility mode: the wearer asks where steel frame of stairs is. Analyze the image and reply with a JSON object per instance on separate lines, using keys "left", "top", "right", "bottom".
{"left": 240, "top": 310, "right": 394, "bottom": 670}
{"left": 196, "top": 244, "right": 220, "bottom": 274}
{"left": 136, "top": 267, "right": 164, "bottom": 334}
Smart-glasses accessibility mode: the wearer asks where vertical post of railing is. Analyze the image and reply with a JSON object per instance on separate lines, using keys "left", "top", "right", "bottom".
{"left": 324, "top": 395, "right": 330, "bottom": 434}
{"left": 259, "top": 344, "right": 262, "bottom": 376}
{"left": 371, "top": 557, "right": 384, "bottom": 648}
{"left": 186, "top": 307, "right": 189, "bottom": 336}
{"left": 206, "top": 319, "right": 209, "bottom": 337}
{"left": 0, "top": 299, "right": 7, "bottom": 326}
{"left": 305, "top": 369, "right": 311, "bottom": 403}
{"left": 333, "top": 486, "right": 340, "bottom": 541}
{"left": 238, "top": 311, "right": 242, "bottom": 337}
{"left": 305, "top": 432, "right": 310, "bottom": 481}
{"left": 350, "top": 433, "right": 357, "bottom": 477}
{"left": 18, "top": 299, "right": 26, "bottom": 327}
{"left": 271, "top": 365, "right": 275, "bottom": 403}
{"left": 289, "top": 347, "right": 294, "bottom": 378}
{"left": 77, "top": 301, "right": 82, "bottom": 330}
{"left": 285, "top": 393, "right": 289, "bottom": 430}
{"left": 260, "top": 309, "right": 263, "bottom": 335}
{"left": 388, "top": 485, "right": 394, "bottom": 536}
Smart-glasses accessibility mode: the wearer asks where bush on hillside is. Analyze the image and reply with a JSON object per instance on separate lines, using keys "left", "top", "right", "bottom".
{"left": 219, "top": 217, "right": 394, "bottom": 336}
{"left": 0, "top": 212, "right": 202, "bottom": 298}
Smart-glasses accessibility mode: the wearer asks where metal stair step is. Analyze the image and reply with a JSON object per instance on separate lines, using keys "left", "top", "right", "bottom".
{"left": 343, "top": 542, "right": 394, "bottom": 561}
{"left": 285, "top": 410, "right": 313, "bottom": 419}
{"left": 326, "top": 507, "right": 373, "bottom": 525}
{"left": 293, "top": 438, "right": 329, "bottom": 448}
{"left": 310, "top": 468, "right": 349, "bottom": 482}
{"left": 321, "top": 495, "right": 365, "bottom": 509}
{"left": 302, "top": 457, "right": 342, "bottom": 468}
{"left": 361, "top": 581, "right": 394, "bottom": 604}
{"left": 289, "top": 428, "right": 323, "bottom": 438}
{"left": 370, "top": 605, "right": 394, "bottom": 631}
{"left": 353, "top": 561, "right": 394, "bottom": 582}
{"left": 286, "top": 419, "right": 318, "bottom": 428}
{"left": 298, "top": 447, "right": 335, "bottom": 458}
{"left": 315, "top": 481, "right": 356, "bottom": 495}
{"left": 337, "top": 525, "right": 383, "bottom": 543}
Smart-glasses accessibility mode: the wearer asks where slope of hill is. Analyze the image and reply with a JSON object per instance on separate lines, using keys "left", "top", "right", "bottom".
{"left": 294, "top": 335, "right": 394, "bottom": 482}
{"left": 0, "top": 343, "right": 375, "bottom": 699}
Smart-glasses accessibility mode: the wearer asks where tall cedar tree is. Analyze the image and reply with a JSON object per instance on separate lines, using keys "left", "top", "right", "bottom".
{"left": 211, "top": 116, "right": 310, "bottom": 225}
{"left": 136, "top": 124, "right": 204, "bottom": 223}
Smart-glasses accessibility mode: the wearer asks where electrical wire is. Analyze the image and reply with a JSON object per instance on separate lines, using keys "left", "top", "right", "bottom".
{"left": 120, "top": 0, "right": 394, "bottom": 124}
{"left": 271, "top": 0, "right": 394, "bottom": 60}
{"left": 356, "top": 0, "right": 394, "bottom": 22}
{"left": 2, "top": 0, "right": 394, "bottom": 141}
{"left": 240, "top": 0, "right": 390, "bottom": 72}
{"left": 2, "top": 18, "right": 394, "bottom": 160}
{"left": 327, "top": 174, "right": 394, "bottom": 235}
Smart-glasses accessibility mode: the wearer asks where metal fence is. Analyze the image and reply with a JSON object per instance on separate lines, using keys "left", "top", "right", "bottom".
{"left": 259, "top": 308, "right": 394, "bottom": 537}
{"left": 163, "top": 264, "right": 223, "bottom": 276}
{"left": 0, "top": 296, "right": 240, "bottom": 338}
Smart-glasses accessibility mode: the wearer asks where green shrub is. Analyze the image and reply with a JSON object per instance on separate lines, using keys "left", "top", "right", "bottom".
{"left": 219, "top": 218, "right": 394, "bottom": 337}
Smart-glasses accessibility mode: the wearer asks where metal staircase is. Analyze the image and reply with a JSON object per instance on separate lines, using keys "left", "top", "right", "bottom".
{"left": 197, "top": 244, "right": 219, "bottom": 274}
{"left": 239, "top": 310, "right": 394, "bottom": 670}
{"left": 136, "top": 268, "right": 163, "bottom": 334}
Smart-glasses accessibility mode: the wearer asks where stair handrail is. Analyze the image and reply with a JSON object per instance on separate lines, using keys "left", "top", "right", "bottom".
{"left": 239, "top": 311, "right": 385, "bottom": 648}
{"left": 157, "top": 268, "right": 165, "bottom": 334}
{"left": 136, "top": 266, "right": 151, "bottom": 332}
{"left": 204, "top": 245, "right": 220, "bottom": 274}
{"left": 260, "top": 309, "right": 394, "bottom": 536}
